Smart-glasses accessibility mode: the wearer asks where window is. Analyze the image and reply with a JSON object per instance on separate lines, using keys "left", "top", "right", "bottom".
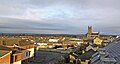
{"left": 26, "top": 51, "right": 30, "bottom": 56}
{"left": 15, "top": 55, "right": 18, "bottom": 62}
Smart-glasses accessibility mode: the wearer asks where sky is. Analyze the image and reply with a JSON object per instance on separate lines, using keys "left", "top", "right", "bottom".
{"left": 0, "top": 0, "right": 120, "bottom": 34}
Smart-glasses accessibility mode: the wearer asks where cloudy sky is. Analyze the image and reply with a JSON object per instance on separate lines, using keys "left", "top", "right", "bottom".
{"left": 0, "top": 0, "right": 120, "bottom": 34}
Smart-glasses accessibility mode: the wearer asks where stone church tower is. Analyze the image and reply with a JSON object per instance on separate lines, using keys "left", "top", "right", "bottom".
{"left": 88, "top": 26, "right": 92, "bottom": 34}
{"left": 86, "top": 26, "right": 100, "bottom": 38}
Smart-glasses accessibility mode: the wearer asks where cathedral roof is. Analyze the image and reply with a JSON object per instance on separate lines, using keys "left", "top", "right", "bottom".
{"left": 91, "top": 32, "right": 99, "bottom": 35}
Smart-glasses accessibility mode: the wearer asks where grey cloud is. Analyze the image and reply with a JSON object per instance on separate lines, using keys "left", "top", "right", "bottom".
{"left": 0, "top": 17, "right": 76, "bottom": 33}
{"left": 0, "top": 0, "right": 120, "bottom": 34}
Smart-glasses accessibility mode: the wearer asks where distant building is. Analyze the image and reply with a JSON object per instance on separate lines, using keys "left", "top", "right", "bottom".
{"left": 86, "top": 26, "right": 100, "bottom": 38}
{"left": 86, "top": 45, "right": 98, "bottom": 51}
{"left": 83, "top": 39, "right": 93, "bottom": 44}
{"left": 93, "top": 37, "right": 103, "bottom": 45}
{"left": 49, "top": 39, "right": 59, "bottom": 42}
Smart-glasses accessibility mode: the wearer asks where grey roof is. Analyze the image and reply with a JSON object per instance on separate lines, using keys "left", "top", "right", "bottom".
{"left": 0, "top": 45, "right": 12, "bottom": 50}
{"left": 91, "top": 38, "right": 120, "bottom": 64}
{"left": 91, "top": 55, "right": 100, "bottom": 63}
{"left": 101, "top": 58, "right": 116, "bottom": 62}
{"left": 92, "top": 52, "right": 99, "bottom": 58}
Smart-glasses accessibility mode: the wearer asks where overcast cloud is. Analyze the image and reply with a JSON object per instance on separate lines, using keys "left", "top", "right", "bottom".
{"left": 0, "top": 0, "right": 120, "bottom": 34}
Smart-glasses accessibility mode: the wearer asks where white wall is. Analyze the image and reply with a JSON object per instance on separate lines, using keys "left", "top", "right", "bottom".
{"left": 49, "top": 39, "right": 59, "bottom": 42}
{"left": 22, "top": 48, "right": 34, "bottom": 60}
{"left": 27, "top": 48, "right": 34, "bottom": 58}
{"left": 13, "top": 60, "right": 21, "bottom": 64}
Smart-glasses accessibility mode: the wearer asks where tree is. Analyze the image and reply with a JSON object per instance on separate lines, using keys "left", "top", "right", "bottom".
{"left": 3, "top": 41, "right": 6, "bottom": 45}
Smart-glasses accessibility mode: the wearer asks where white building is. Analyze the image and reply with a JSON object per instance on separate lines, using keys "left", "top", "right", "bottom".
{"left": 49, "top": 39, "right": 59, "bottom": 42}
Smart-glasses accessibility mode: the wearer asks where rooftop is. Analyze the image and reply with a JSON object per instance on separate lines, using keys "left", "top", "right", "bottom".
{"left": 0, "top": 38, "right": 34, "bottom": 46}
{"left": 0, "top": 51, "right": 10, "bottom": 57}
{"left": 0, "top": 45, "right": 12, "bottom": 50}
{"left": 91, "top": 38, "right": 120, "bottom": 64}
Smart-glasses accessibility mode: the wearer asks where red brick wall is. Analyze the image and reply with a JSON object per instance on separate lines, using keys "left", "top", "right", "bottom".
{"left": 13, "top": 54, "right": 22, "bottom": 63}
{"left": 21, "top": 45, "right": 34, "bottom": 49}
{"left": 0, "top": 53, "right": 11, "bottom": 64}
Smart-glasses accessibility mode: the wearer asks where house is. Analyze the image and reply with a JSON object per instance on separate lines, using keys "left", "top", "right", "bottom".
{"left": 0, "top": 38, "right": 35, "bottom": 64}
{"left": 69, "top": 52, "right": 81, "bottom": 64}
{"left": 83, "top": 39, "right": 93, "bottom": 44}
{"left": 86, "top": 45, "right": 98, "bottom": 52}
{"left": 69, "top": 38, "right": 84, "bottom": 46}
{"left": 49, "top": 39, "right": 59, "bottom": 42}
{"left": 91, "top": 37, "right": 120, "bottom": 64}
{"left": 93, "top": 37, "right": 103, "bottom": 45}
{"left": 80, "top": 49, "right": 96, "bottom": 64}
{"left": 11, "top": 39, "right": 34, "bottom": 64}
{"left": 0, "top": 51, "right": 12, "bottom": 64}
{"left": 0, "top": 45, "right": 12, "bottom": 64}
{"left": 12, "top": 50, "right": 22, "bottom": 64}
{"left": 69, "top": 49, "right": 96, "bottom": 64}
{"left": 36, "top": 43, "right": 48, "bottom": 49}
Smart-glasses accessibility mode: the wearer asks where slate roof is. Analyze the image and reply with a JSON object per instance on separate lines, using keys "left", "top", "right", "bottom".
{"left": 0, "top": 45, "right": 12, "bottom": 57}
{"left": 0, "top": 38, "right": 34, "bottom": 46}
{"left": 91, "top": 33, "right": 99, "bottom": 35}
{"left": 0, "top": 51, "right": 10, "bottom": 57}
{"left": 83, "top": 39, "right": 93, "bottom": 43}
{"left": 80, "top": 49, "right": 96, "bottom": 61}
{"left": 91, "top": 38, "right": 120, "bottom": 64}
{"left": 0, "top": 45, "right": 12, "bottom": 51}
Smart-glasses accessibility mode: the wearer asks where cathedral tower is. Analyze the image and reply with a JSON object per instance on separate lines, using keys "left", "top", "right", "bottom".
{"left": 88, "top": 26, "right": 92, "bottom": 34}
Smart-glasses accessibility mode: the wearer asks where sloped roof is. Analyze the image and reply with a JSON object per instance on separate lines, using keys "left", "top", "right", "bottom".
{"left": 91, "top": 38, "right": 120, "bottom": 64}
{"left": 83, "top": 39, "right": 93, "bottom": 43}
{"left": 0, "top": 45, "right": 12, "bottom": 50}
{"left": 0, "top": 45, "right": 12, "bottom": 57}
{"left": 19, "top": 40, "right": 34, "bottom": 46}
{"left": 0, "top": 38, "right": 34, "bottom": 46}
{"left": 0, "top": 51, "right": 10, "bottom": 57}
{"left": 80, "top": 49, "right": 96, "bottom": 61}
{"left": 91, "top": 33, "right": 99, "bottom": 35}
{"left": 105, "top": 39, "right": 120, "bottom": 64}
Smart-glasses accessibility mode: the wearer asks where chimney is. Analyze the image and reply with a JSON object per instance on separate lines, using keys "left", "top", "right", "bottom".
{"left": 98, "top": 48, "right": 106, "bottom": 52}
{"left": 98, "top": 48, "right": 109, "bottom": 59}
{"left": 99, "top": 51, "right": 109, "bottom": 58}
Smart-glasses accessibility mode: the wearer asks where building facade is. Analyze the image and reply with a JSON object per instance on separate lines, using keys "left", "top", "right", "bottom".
{"left": 0, "top": 38, "right": 35, "bottom": 64}
{"left": 86, "top": 26, "right": 100, "bottom": 38}
{"left": 0, "top": 51, "right": 12, "bottom": 64}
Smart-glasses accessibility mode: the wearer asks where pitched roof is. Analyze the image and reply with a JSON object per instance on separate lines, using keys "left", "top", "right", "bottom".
{"left": 0, "top": 45, "right": 12, "bottom": 51}
{"left": 0, "top": 51, "right": 10, "bottom": 57}
{"left": 0, "top": 38, "right": 34, "bottom": 46}
{"left": 0, "top": 45, "right": 12, "bottom": 57}
{"left": 91, "top": 33, "right": 99, "bottom": 35}
{"left": 80, "top": 49, "right": 96, "bottom": 60}
{"left": 83, "top": 39, "right": 93, "bottom": 43}
{"left": 19, "top": 40, "right": 34, "bottom": 46}
{"left": 91, "top": 38, "right": 120, "bottom": 64}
